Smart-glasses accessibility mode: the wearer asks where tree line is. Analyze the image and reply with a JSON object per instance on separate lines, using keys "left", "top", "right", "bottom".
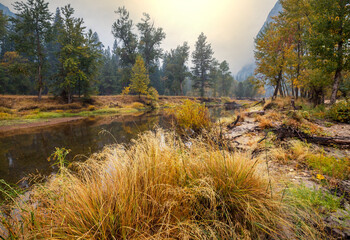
{"left": 254, "top": 0, "right": 350, "bottom": 105}
{"left": 0, "top": 0, "right": 262, "bottom": 102}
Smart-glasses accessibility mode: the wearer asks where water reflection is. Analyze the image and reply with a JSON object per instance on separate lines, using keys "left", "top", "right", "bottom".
{"left": 0, "top": 107, "right": 234, "bottom": 186}
{"left": 0, "top": 112, "right": 170, "bottom": 185}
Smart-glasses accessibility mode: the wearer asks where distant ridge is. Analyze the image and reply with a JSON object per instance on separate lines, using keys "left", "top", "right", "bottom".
{"left": 0, "top": 3, "right": 16, "bottom": 18}
{"left": 235, "top": 0, "right": 282, "bottom": 82}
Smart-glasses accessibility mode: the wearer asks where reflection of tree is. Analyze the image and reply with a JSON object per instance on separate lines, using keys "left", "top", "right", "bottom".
{"left": 0, "top": 114, "right": 164, "bottom": 184}
{"left": 121, "top": 116, "right": 159, "bottom": 139}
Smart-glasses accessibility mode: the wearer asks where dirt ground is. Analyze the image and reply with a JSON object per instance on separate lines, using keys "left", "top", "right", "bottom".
{"left": 0, "top": 95, "right": 220, "bottom": 112}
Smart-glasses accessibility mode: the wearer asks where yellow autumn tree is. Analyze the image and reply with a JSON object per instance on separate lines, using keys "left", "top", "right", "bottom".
{"left": 130, "top": 55, "right": 150, "bottom": 99}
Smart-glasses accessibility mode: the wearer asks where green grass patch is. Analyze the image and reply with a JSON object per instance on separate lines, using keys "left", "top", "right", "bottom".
{"left": 286, "top": 184, "right": 342, "bottom": 213}
{"left": 0, "top": 118, "right": 43, "bottom": 126}
{"left": 23, "top": 107, "right": 145, "bottom": 120}
{"left": 306, "top": 153, "right": 350, "bottom": 180}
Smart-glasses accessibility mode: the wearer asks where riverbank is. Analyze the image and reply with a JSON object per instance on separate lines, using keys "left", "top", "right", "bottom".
{"left": 0, "top": 95, "right": 223, "bottom": 132}
{"left": 2, "top": 97, "right": 349, "bottom": 239}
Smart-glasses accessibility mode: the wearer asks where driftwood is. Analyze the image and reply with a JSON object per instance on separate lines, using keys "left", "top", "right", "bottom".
{"left": 273, "top": 124, "right": 350, "bottom": 148}
{"left": 246, "top": 110, "right": 265, "bottom": 117}
{"left": 252, "top": 98, "right": 265, "bottom": 107}
{"left": 227, "top": 115, "right": 241, "bottom": 130}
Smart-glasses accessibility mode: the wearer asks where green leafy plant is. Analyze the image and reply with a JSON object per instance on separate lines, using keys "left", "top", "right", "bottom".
{"left": 48, "top": 147, "right": 71, "bottom": 175}
{"left": 327, "top": 100, "right": 350, "bottom": 123}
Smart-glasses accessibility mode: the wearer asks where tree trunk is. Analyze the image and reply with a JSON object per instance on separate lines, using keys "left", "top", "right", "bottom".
{"left": 36, "top": 30, "right": 43, "bottom": 101}
{"left": 295, "top": 87, "right": 299, "bottom": 99}
{"left": 330, "top": 68, "right": 342, "bottom": 105}
{"left": 272, "top": 69, "right": 283, "bottom": 99}
{"left": 330, "top": 11, "right": 344, "bottom": 105}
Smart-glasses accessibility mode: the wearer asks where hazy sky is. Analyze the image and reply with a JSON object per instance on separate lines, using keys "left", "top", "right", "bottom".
{"left": 2, "top": 0, "right": 277, "bottom": 74}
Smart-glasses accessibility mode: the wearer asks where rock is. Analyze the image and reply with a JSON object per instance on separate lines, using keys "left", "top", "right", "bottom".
{"left": 324, "top": 209, "right": 350, "bottom": 239}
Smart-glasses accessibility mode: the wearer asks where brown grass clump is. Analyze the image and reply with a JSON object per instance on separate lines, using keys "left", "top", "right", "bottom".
{"left": 256, "top": 115, "right": 274, "bottom": 129}
{"left": 0, "top": 130, "right": 324, "bottom": 239}
{"left": 126, "top": 102, "right": 145, "bottom": 109}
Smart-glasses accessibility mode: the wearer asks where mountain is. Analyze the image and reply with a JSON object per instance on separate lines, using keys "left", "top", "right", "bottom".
{"left": 235, "top": 0, "right": 282, "bottom": 82}
{"left": 0, "top": 3, "right": 16, "bottom": 18}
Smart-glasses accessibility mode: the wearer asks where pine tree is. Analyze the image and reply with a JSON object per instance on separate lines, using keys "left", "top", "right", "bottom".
{"left": 11, "top": 0, "right": 52, "bottom": 100}
{"left": 130, "top": 55, "right": 150, "bottom": 99}
{"left": 163, "top": 42, "right": 190, "bottom": 95}
{"left": 192, "top": 33, "right": 214, "bottom": 97}
{"left": 137, "top": 13, "right": 165, "bottom": 73}
{"left": 56, "top": 5, "right": 101, "bottom": 103}
{"left": 112, "top": 6, "right": 138, "bottom": 88}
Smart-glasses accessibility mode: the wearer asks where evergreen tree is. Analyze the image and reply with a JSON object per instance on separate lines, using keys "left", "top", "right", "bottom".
{"left": 218, "top": 60, "right": 233, "bottom": 97}
{"left": 191, "top": 33, "right": 214, "bottom": 97}
{"left": 209, "top": 59, "right": 220, "bottom": 97}
{"left": 46, "top": 7, "right": 63, "bottom": 89}
{"left": 0, "top": 11, "right": 7, "bottom": 44}
{"left": 163, "top": 42, "right": 190, "bottom": 95}
{"left": 112, "top": 6, "right": 138, "bottom": 88}
{"left": 11, "top": 0, "right": 52, "bottom": 100}
{"left": 130, "top": 55, "right": 150, "bottom": 99}
{"left": 97, "top": 47, "right": 120, "bottom": 95}
{"left": 0, "top": 51, "right": 31, "bottom": 94}
{"left": 137, "top": 13, "right": 165, "bottom": 73}
{"left": 55, "top": 5, "right": 101, "bottom": 103}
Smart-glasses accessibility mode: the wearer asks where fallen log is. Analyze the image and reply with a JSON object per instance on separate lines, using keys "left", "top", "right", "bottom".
{"left": 246, "top": 110, "right": 265, "bottom": 117}
{"left": 227, "top": 115, "right": 241, "bottom": 130}
{"left": 272, "top": 124, "right": 350, "bottom": 148}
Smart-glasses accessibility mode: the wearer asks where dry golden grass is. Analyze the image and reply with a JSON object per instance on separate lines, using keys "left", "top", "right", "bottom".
{"left": 256, "top": 115, "right": 273, "bottom": 129}
{"left": 1, "top": 130, "right": 324, "bottom": 239}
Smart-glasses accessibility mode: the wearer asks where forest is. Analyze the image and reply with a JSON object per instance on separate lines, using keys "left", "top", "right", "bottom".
{"left": 0, "top": 1, "right": 260, "bottom": 103}
{"left": 255, "top": 0, "right": 350, "bottom": 105}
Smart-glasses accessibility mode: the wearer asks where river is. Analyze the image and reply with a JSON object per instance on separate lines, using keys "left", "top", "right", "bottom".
{"left": 0, "top": 107, "right": 231, "bottom": 186}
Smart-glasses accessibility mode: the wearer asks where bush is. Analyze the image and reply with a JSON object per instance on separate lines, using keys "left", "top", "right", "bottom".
{"left": 87, "top": 105, "right": 96, "bottom": 111}
{"left": 128, "top": 102, "right": 145, "bottom": 109}
{"left": 0, "top": 107, "right": 12, "bottom": 114}
{"left": 168, "top": 99, "right": 211, "bottom": 134}
{"left": 327, "top": 100, "right": 350, "bottom": 123}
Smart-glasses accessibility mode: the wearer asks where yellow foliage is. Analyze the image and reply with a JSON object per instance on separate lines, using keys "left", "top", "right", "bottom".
{"left": 168, "top": 99, "right": 211, "bottom": 134}
{"left": 121, "top": 86, "right": 130, "bottom": 95}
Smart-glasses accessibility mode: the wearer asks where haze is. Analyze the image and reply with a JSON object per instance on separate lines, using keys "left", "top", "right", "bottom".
{"left": 2, "top": 0, "right": 277, "bottom": 74}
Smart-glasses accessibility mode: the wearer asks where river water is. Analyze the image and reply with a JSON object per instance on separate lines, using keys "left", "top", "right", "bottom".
{"left": 0, "top": 107, "right": 231, "bottom": 186}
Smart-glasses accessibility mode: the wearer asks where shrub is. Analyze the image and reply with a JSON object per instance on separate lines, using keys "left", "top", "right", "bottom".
{"left": 128, "top": 102, "right": 145, "bottom": 109}
{"left": 87, "top": 105, "right": 96, "bottom": 111}
{"left": 327, "top": 100, "right": 350, "bottom": 123}
{"left": 0, "top": 107, "right": 12, "bottom": 114}
{"left": 0, "top": 112, "right": 12, "bottom": 120}
{"left": 147, "top": 87, "right": 159, "bottom": 102}
{"left": 168, "top": 99, "right": 211, "bottom": 134}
